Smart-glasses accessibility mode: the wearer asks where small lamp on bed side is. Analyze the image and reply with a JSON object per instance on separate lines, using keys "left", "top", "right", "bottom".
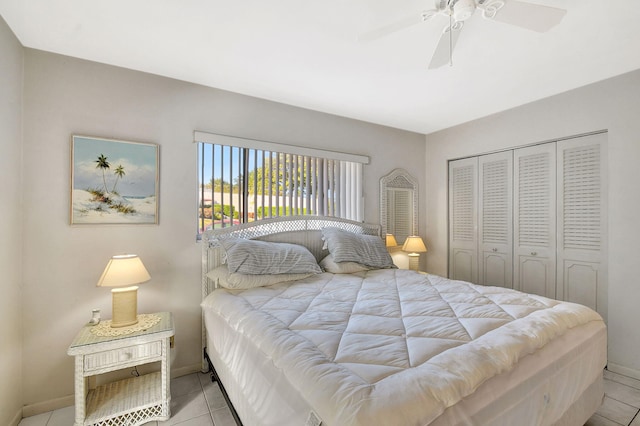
{"left": 402, "top": 236, "right": 427, "bottom": 271}
{"left": 97, "top": 254, "right": 151, "bottom": 328}
{"left": 386, "top": 234, "right": 398, "bottom": 249}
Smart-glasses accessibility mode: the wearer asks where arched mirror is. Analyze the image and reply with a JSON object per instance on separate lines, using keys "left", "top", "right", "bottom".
{"left": 380, "top": 168, "right": 418, "bottom": 245}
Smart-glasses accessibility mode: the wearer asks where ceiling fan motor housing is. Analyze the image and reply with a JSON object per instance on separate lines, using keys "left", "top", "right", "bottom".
{"left": 452, "top": 0, "right": 477, "bottom": 21}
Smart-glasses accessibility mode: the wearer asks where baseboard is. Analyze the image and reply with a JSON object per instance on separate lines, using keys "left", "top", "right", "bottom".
{"left": 20, "top": 363, "right": 202, "bottom": 419}
{"left": 22, "top": 394, "right": 74, "bottom": 418}
{"left": 8, "top": 408, "right": 22, "bottom": 426}
{"left": 171, "top": 363, "right": 203, "bottom": 379}
{"left": 607, "top": 362, "right": 640, "bottom": 381}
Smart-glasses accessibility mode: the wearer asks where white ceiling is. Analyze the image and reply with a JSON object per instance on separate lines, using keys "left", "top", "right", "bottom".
{"left": 1, "top": 0, "right": 639, "bottom": 134}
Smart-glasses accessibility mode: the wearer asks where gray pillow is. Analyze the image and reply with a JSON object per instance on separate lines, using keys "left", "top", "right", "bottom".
{"left": 319, "top": 254, "right": 372, "bottom": 274}
{"left": 321, "top": 227, "right": 396, "bottom": 269}
{"left": 206, "top": 266, "right": 313, "bottom": 289}
{"left": 220, "top": 238, "right": 322, "bottom": 275}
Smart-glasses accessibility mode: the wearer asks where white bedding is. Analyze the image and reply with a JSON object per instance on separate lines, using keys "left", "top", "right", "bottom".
{"left": 202, "top": 269, "right": 605, "bottom": 426}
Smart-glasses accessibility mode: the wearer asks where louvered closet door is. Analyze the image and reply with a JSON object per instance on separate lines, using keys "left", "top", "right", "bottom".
{"left": 556, "top": 133, "right": 607, "bottom": 320}
{"left": 478, "top": 151, "right": 513, "bottom": 288}
{"left": 513, "top": 143, "right": 556, "bottom": 298}
{"left": 449, "top": 157, "right": 478, "bottom": 283}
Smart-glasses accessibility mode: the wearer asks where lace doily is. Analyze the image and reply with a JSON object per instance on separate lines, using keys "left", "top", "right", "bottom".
{"left": 90, "top": 313, "right": 161, "bottom": 337}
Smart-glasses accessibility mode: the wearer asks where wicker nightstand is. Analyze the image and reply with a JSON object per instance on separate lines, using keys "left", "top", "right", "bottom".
{"left": 67, "top": 312, "right": 174, "bottom": 426}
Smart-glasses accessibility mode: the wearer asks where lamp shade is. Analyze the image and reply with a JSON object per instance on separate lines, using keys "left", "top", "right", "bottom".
{"left": 386, "top": 234, "right": 398, "bottom": 247}
{"left": 402, "top": 236, "right": 427, "bottom": 253}
{"left": 97, "top": 254, "right": 151, "bottom": 287}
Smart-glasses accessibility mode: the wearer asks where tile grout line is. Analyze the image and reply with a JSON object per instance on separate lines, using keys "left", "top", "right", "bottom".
{"left": 200, "top": 372, "right": 218, "bottom": 426}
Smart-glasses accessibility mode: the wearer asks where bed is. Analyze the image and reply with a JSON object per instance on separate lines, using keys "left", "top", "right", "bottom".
{"left": 200, "top": 216, "right": 606, "bottom": 426}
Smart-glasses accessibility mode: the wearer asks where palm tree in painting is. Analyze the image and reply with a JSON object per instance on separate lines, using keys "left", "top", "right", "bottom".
{"left": 95, "top": 154, "right": 110, "bottom": 194}
{"left": 111, "top": 165, "right": 126, "bottom": 194}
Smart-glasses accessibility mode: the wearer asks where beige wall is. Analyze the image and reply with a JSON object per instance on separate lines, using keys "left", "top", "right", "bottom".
{"left": 424, "top": 69, "right": 640, "bottom": 379}
{"left": 20, "top": 49, "right": 425, "bottom": 408}
{"left": 0, "top": 15, "right": 24, "bottom": 426}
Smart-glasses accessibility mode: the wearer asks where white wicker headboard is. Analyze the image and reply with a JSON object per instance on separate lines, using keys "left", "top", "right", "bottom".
{"left": 201, "top": 215, "right": 381, "bottom": 298}
{"left": 200, "top": 215, "right": 381, "bottom": 370}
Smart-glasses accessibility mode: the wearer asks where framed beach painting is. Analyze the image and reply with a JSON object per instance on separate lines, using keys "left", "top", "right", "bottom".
{"left": 71, "top": 135, "right": 159, "bottom": 224}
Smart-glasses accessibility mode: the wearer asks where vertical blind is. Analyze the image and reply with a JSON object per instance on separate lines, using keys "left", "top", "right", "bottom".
{"left": 195, "top": 132, "right": 368, "bottom": 235}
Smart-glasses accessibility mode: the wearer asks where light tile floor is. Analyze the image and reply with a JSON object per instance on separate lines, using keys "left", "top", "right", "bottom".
{"left": 18, "top": 369, "right": 640, "bottom": 426}
{"left": 18, "top": 372, "right": 236, "bottom": 426}
{"left": 586, "top": 370, "right": 640, "bottom": 426}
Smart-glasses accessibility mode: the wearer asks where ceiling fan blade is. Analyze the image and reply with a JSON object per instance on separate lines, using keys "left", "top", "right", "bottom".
{"left": 488, "top": 0, "right": 566, "bottom": 33}
{"left": 358, "top": 10, "right": 438, "bottom": 42}
{"left": 428, "top": 24, "right": 463, "bottom": 69}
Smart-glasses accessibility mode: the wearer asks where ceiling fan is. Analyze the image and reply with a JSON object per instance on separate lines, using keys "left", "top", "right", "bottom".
{"left": 360, "top": 0, "right": 567, "bottom": 69}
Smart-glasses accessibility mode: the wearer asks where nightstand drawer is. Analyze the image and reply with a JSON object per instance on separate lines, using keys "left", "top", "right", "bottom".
{"left": 84, "top": 341, "right": 162, "bottom": 372}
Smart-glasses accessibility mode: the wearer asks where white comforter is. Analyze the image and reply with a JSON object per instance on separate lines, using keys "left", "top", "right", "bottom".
{"left": 202, "top": 269, "right": 603, "bottom": 426}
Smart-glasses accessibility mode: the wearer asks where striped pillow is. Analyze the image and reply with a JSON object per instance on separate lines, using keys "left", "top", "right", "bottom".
{"left": 220, "top": 238, "right": 322, "bottom": 275}
{"left": 206, "top": 266, "right": 313, "bottom": 289}
{"left": 321, "top": 227, "right": 395, "bottom": 269}
{"left": 319, "top": 254, "right": 372, "bottom": 274}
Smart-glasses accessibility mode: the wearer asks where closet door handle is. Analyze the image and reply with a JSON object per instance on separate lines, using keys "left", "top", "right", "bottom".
{"left": 531, "top": 252, "right": 538, "bottom": 256}
{"left": 492, "top": 248, "right": 498, "bottom": 252}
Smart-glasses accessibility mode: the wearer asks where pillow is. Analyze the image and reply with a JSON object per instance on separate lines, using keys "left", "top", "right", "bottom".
{"left": 206, "top": 266, "right": 313, "bottom": 290}
{"left": 321, "top": 227, "right": 396, "bottom": 269}
{"left": 319, "top": 254, "right": 371, "bottom": 274}
{"left": 219, "top": 238, "right": 322, "bottom": 275}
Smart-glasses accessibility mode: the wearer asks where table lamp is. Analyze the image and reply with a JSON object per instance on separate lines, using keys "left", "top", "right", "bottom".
{"left": 386, "top": 234, "right": 398, "bottom": 248}
{"left": 402, "top": 236, "right": 427, "bottom": 271}
{"left": 97, "top": 254, "right": 150, "bottom": 328}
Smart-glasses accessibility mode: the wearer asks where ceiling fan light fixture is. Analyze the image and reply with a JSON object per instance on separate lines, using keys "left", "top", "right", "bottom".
{"left": 453, "top": 0, "right": 476, "bottom": 21}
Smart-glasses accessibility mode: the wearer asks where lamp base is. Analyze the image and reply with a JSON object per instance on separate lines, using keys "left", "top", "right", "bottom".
{"left": 407, "top": 253, "right": 420, "bottom": 272}
{"left": 111, "top": 286, "right": 139, "bottom": 328}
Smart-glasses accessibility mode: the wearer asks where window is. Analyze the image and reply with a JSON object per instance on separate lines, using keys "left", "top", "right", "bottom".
{"left": 195, "top": 131, "right": 368, "bottom": 236}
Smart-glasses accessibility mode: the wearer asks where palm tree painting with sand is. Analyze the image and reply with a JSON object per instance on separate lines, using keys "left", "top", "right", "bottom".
{"left": 71, "top": 136, "right": 158, "bottom": 224}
